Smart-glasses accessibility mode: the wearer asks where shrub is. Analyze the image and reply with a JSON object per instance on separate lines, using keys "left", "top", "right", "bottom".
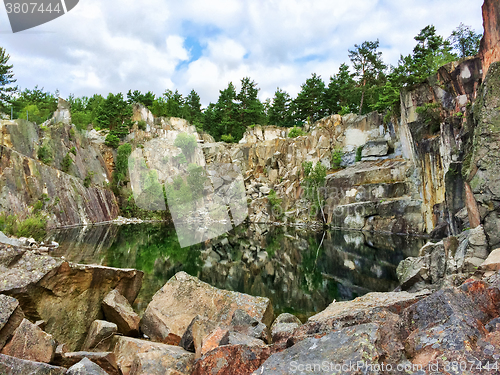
{"left": 137, "top": 120, "right": 147, "bottom": 130}
{"left": 70, "top": 146, "right": 77, "bottom": 155}
{"left": 16, "top": 215, "right": 47, "bottom": 241}
{"left": 331, "top": 149, "right": 343, "bottom": 169}
{"left": 268, "top": 189, "right": 283, "bottom": 220}
{"left": 61, "top": 152, "right": 73, "bottom": 173}
{"left": 288, "top": 126, "right": 305, "bottom": 138}
{"left": 105, "top": 133, "right": 120, "bottom": 148}
{"left": 83, "top": 173, "right": 92, "bottom": 188}
{"left": 416, "top": 103, "right": 442, "bottom": 134}
{"left": 71, "top": 111, "right": 92, "bottom": 131}
{"left": 174, "top": 133, "right": 197, "bottom": 159}
{"left": 355, "top": 146, "right": 363, "bottom": 162}
{"left": 221, "top": 134, "right": 235, "bottom": 143}
{"left": 37, "top": 144, "right": 53, "bottom": 165}
{"left": 173, "top": 153, "right": 187, "bottom": 165}
{"left": 69, "top": 128, "right": 76, "bottom": 141}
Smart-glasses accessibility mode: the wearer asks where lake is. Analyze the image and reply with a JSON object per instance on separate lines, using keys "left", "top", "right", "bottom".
{"left": 47, "top": 223, "right": 425, "bottom": 321}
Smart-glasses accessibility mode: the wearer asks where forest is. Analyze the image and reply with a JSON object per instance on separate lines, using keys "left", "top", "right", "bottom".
{"left": 1, "top": 23, "right": 481, "bottom": 146}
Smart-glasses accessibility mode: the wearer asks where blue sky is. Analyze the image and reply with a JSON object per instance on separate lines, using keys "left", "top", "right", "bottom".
{"left": 0, "top": 0, "right": 484, "bottom": 105}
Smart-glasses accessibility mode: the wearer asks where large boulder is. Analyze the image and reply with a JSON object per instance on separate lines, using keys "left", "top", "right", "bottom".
{"left": 1, "top": 319, "right": 56, "bottom": 364}
{"left": 140, "top": 272, "right": 273, "bottom": 345}
{"left": 56, "top": 351, "right": 119, "bottom": 375}
{"left": 270, "top": 313, "right": 302, "bottom": 344}
{"left": 0, "top": 353, "right": 66, "bottom": 374}
{"left": 254, "top": 323, "right": 382, "bottom": 375}
{"left": 0, "top": 294, "right": 25, "bottom": 349}
{"left": 82, "top": 320, "right": 117, "bottom": 352}
{"left": 0, "top": 248, "right": 143, "bottom": 351}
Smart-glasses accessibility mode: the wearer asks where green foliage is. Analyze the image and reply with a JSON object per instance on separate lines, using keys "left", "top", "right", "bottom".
{"left": 71, "top": 111, "right": 92, "bottom": 131}
{"left": 174, "top": 133, "right": 197, "bottom": 159}
{"left": 325, "top": 63, "right": 360, "bottom": 116}
{"left": 69, "top": 128, "right": 76, "bottom": 141}
{"left": 105, "top": 133, "right": 120, "bottom": 148}
{"left": 268, "top": 88, "right": 293, "bottom": 127}
{"left": 331, "top": 149, "right": 343, "bottom": 169}
{"left": 114, "top": 143, "right": 132, "bottom": 185}
{"left": 221, "top": 134, "right": 235, "bottom": 143}
{"left": 288, "top": 126, "right": 306, "bottom": 138}
{"left": 165, "top": 176, "right": 194, "bottom": 219}
{"left": 83, "top": 172, "right": 92, "bottom": 188}
{"left": 268, "top": 189, "right": 283, "bottom": 220}
{"left": 302, "top": 161, "right": 327, "bottom": 222}
{"left": 18, "top": 104, "right": 41, "bottom": 122}
{"left": 356, "top": 146, "right": 363, "bottom": 162}
{"left": 187, "top": 163, "right": 207, "bottom": 200}
{"left": 348, "top": 39, "right": 387, "bottom": 115}
{"left": 416, "top": 102, "right": 442, "bottom": 133}
{"left": 61, "top": 152, "right": 73, "bottom": 173}
{"left": 95, "top": 92, "right": 133, "bottom": 139}
{"left": 173, "top": 153, "right": 187, "bottom": 165}
{"left": 11, "top": 86, "right": 57, "bottom": 122}
{"left": 37, "top": 144, "right": 53, "bottom": 165}
{"left": 137, "top": 120, "right": 147, "bottom": 131}
{"left": 237, "top": 77, "right": 265, "bottom": 128}
{"left": 70, "top": 146, "right": 77, "bottom": 155}
{"left": 127, "top": 90, "right": 155, "bottom": 107}
{"left": 448, "top": 23, "right": 482, "bottom": 58}
{"left": 0, "top": 47, "right": 17, "bottom": 111}
{"left": 293, "top": 73, "right": 326, "bottom": 124}
{"left": 0, "top": 212, "right": 47, "bottom": 241}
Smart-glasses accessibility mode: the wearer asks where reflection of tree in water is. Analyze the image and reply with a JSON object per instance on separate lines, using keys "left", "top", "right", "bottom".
{"left": 104, "top": 223, "right": 202, "bottom": 314}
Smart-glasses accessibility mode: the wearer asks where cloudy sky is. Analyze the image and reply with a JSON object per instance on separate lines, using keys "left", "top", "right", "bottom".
{"left": 0, "top": 0, "right": 484, "bottom": 105}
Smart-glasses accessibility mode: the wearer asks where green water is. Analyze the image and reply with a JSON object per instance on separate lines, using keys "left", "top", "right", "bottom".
{"left": 47, "top": 223, "right": 425, "bottom": 320}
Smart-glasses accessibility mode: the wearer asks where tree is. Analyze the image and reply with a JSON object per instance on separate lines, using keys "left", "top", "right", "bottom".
{"left": 293, "top": 73, "right": 326, "bottom": 124}
{"left": 324, "top": 63, "right": 359, "bottom": 115}
{"left": 268, "top": 88, "right": 293, "bottom": 127}
{"left": 237, "top": 77, "right": 264, "bottom": 128}
{"left": 127, "top": 90, "right": 155, "bottom": 107}
{"left": 348, "top": 40, "right": 386, "bottom": 115}
{"left": 448, "top": 23, "right": 482, "bottom": 58}
{"left": 214, "top": 82, "right": 241, "bottom": 141}
{"left": 184, "top": 89, "right": 203, "bottom": 131}
{"left": 95, "top": 93, "right": 133, "bottom": 139}
{"left": 0, "top": 47, "right": 17, "bottom": 112}
{"left": 11, "top": 86, "right": 57, "bottom": 122}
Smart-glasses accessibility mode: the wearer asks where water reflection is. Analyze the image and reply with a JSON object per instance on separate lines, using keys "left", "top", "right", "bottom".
{"left": 47, "top": 223, "right": 425, "bottom": 320}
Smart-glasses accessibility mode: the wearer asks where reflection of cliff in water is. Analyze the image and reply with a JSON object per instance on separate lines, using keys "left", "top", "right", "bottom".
{"left": 48, "top": 223, "right": 425, "bottom": 319}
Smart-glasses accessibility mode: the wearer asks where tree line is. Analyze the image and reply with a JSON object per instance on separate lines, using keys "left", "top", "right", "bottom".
{"left": 0, "top": 23, "right": 481, "bottom": 145}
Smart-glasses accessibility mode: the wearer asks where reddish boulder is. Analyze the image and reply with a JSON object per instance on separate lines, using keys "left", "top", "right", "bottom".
{"left": 191, "top": 345, "right": 271, "bottom": 375}
{"left": 1, "top": 319, "right": 56, "bottom": 364}
{"left": 0, "top": 295, "right": 24, "bottom": 349}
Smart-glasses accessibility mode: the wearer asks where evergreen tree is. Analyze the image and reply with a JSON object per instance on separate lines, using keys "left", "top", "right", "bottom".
{"left": 268, "top": 88, "right": 293, "bottom": 127}
{"left": 184, "top": 89, "right": 203, "bottom": 131}
{"left": 293, "top": 73, "right": 326, "bottom": 124}
{"left": 214, "top": 82, "right": 241, "bottom": 141}
{"left": 0, "top": 47, "right": 17, "bottom": 112}
{"left": 324, "top": 63, "right": 360, "bottom": 115}
{"left": 448, "top": 23, "right": 482, "bottom": 58}
{"left": 348, "top": 40, "right": 386, "bottom": 115}
{"left": 95, "top": 93, "right": 133, "bottom": 137}
{"left": 127, "top": 90, "right": 155, "bottom": 107}
{"left": 237, "top": 77, "right": 264, "bottom": 128}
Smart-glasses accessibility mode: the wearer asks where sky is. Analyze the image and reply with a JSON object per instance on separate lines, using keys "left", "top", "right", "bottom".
{"left": 0, "top": 0, "right": 485, "bottom": 106}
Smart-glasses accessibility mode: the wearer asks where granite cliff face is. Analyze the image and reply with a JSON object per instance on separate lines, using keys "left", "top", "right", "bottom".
{"left": 0, "top": 100, "right": 119, "bottom": 228}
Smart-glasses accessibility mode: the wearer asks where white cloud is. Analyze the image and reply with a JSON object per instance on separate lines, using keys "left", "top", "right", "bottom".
{"left": 0, "top": 0, "right": 485, "bottom": 105}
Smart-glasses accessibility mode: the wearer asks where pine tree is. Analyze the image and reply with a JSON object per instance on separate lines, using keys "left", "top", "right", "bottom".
{"left": 237, "top": 77, "right": 264, "bottom": 128}
{"left": 0, "top": 47, "right": 17, "bottom": 112}
{"left": 269, "top": 88, "right": 293, "bottom": 127}
{"left": 184, "top": 89, "right": 203, "bottom": 131}
{"left": 293, "top": 73, "right": 326, "bottom": 124}
{"left": 448, "top": 23, "right": 482, "bottom": 58}
{"left": 348, "top": 40, "right": 386, "bottom": 115}
{"left": 324, "top": 63, "right": 360, "bottom": 115}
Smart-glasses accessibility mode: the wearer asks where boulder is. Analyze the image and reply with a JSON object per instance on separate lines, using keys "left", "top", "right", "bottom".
{"left": 0, "top": 232, "right": 21, "bottom": 247}
{"left": 192, "top": 344, "right": 271, "bottom": 375}
{"left": 480, "top": 248, "right": 500, "bottom": 271}
{"left": 179, "top": 315, "right": 217, "bottom": 354}
{"left": 219, "top": 331, "right": 266, "bottom": 347}
{"left": 400, "top": 288, "right": 488, "bottom": 364}
{"left": 112, "top": 336, "right": 194, "bottom": 375}
{"left": 140, "top": 272, "right": 273, "bottom": 345}
{"left": 270, "top": 313, "right": 302, "bottom": 344}
{"left": 57, "top": 352, "right": 119, "bottom": 375}
{"left": 361, "top": 140, "right": 389, "bottom": 157}
{"left": 1, "top": 319, "right": 56, "bottom": 364}
{"left": 82, "top": 320, "right": 117, "bottom": 352}
{"left": 0, "top": 249, "right": 143, "bottom": 351}
{"left": 197, "top": 326, "right": 229, "bottom": 358}
{"left": 254, "top": 323, "right": 382, "bottom": 375}
{"left": 0, "top": 294, "right": 25, "bottom": 349}
{"left": 67, "top": 357, "right": 108, "bottom": 375}
{"left": 229, "top": 309, "right": 271, "bottom": 344}
{"left": 102, "top": 290, "right": 140, "bottom": 336}
{"left": 0, "top": 353, "right": 66, "bottom": 374}
{"left": 128, "top": 346, "right": 194, "bottom": 375}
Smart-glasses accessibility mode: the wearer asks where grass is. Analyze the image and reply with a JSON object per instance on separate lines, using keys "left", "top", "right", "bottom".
{"left": 0, "top": 212, "right": 47, "bottom": 241}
